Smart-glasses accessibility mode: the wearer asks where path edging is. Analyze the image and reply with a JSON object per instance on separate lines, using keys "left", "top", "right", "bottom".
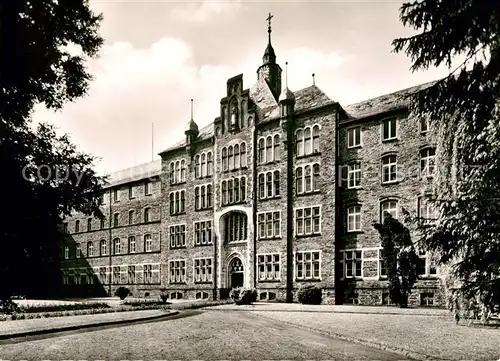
{"left": 0, "top": 310, "right": 179, "bottom": 340}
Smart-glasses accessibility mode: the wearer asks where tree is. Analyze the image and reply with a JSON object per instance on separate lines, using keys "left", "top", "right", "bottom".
{"left": 392, "top": 0, "right": 500, "bottom": 316}
{"left": 0, "top": 0, "right": 105, "bottom": 304}
{"left": 373, "top": 212, "right": 419, "bottom": 308}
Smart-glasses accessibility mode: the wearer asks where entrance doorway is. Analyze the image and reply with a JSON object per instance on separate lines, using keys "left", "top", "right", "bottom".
{"left": 229, "top": 257, "right": 244, "bottom": 288}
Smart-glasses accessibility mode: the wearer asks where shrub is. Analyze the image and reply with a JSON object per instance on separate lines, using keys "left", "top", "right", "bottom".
{"left": 160, "top": 293, "right": 169, "bottom": 304}
{"left": 229, "top": 287, "right": 257, "bottom": 305}
{"left": 297, "top": 285, "right": 323, "bottom": 305}
{"left": 0, "top": 298, "right": 21, "bottom": 314}
{"left": 114, "top": 287, "right": 131, "bottom": 300}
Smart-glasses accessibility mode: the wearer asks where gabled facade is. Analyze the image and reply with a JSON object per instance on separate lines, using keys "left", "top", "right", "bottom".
{"left": 60, "top": 23, "right": 443, "bottom": 306}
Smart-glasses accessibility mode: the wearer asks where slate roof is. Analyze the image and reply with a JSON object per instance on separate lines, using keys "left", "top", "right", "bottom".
{"left": 105, "top": 159, "right": 162, "bottom": 188}
{"left": 293, "top": 85, "right": 336, "bottom": 113}
{"left": 159, "top": 122, "right": 214, "bottom": 154}
{"left": 342, "top": 80, "right": 436, "bottom": 120}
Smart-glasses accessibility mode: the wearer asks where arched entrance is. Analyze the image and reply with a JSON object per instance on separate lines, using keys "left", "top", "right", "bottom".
{"left": 228, "top": 257, "right": 244, "bottom": 288}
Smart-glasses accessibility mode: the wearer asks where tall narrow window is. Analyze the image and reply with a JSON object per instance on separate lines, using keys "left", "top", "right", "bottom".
{"left": 207, "top": 152, "right": 213, "bottom": 176}
{"left": 347, "top": 127, "right": 361, "bottom": 148}
{"left": 113, "top": 238, "right": 120, "bottom": 255}
{"left": 207, "top": 185, "right": 212, "bottom": 208}
{"left": 195, "top": 187, "right": 200, "bottom": 210}
{"left": 420, "top": 118, "right": 428, "bottom": 133}
{"left": 75, "top": 220, "right": 80, "bottom": 233}
{"left": 382, "top": 118, "right": 397, "bottom": 140}
{"left": 128, "top": 236, "right": 136, "bottom": 253}
{"left": 234, "top": 144, "right": 240, "bottom": 169}
{"left": 258, "top": 138, "right": 265, "bottom": 163}
{"left": 348, "top": 162, "right": 361, "bottom": 188}
{"left": 100, "top": 240, "right": 107, "bottom": 256}
{"left": 266, "top": 172, "right": 273, "bottom": 198}
{"left": 273, "top": 134, "right": 280, "bottom": 161}
{"left": 180, "top": 160, "right": 186, "bottom": 182}
{"left": 296, "top": 129, "right": 304, "bottom": 156}
{"left": 113, "top": 213, "right": 119, "bottom": 227}
{"left": 145, "top": 181, "right": 153, "bottom": 195}
{"left": 381, "top": 155, "right": 397, "bottom": 183}
{"left": 228, "top": 146, "right": 234, "bottom": 170}
{"left": 129, "top": 186, "right": 135, "bottom": 199}
{"left": 175, "top": 162, "right": 180, "bottom": 184}
{"left": 222, "top": 181, "right": 227, "bottom": 205}
{"left": 381, "top": 200, "right": 398, "bottom": 220}
{"left": 304, "top": 165, "right": 312, "bottom": 193}
{"left": 420, "top": 148, "right": 436, "bottom": 177}
{"left": 64, "top": 245, "right": 69, "bottom": 259}
{"left": 181, "top": 190, "right": 185, "bottom": 213}
{"left": 234, "top": 178, "right": 240, "bottom": 203}
{"left": 266, "top": 136, "right": 273, "bottom": 161}
{"left": 169, "top": 163, "right": 175, "bottom": 184}
{"left": 313, "top": 164, "right": 320, "bottom": 191}
{"left": 195, "top": 155, "right": 201, "bottom": 178}
{"left": 296, "top": 167, "right": 303, "bottom": 194}
{"left": 240, "top": 143, "right": 247, "bottom": 167}
{"left": 259, "top": 174, "right": 265, "bottom": 199}
{"left": 144, "top": 234, "right": 152, "bottom": 252}
{"left": 304, "top": 128, "right": 312, "bottom": 154}
{"left": 240, "top": 177, "right": 246, "bottom": 201}
{"left": 274, "top": 170, "right": 280, "bottom": 196}
{"left": 312, "top": 125, "right": 320, "bottom": 153}
{"left": 144, "top": 207, "right": 151, "bottom": 222}
{"left": 201, "top": 153, "right": 207, "bottom": 177}
{"left": 222, "top": 147, "right": 228, "bottom": 171}
{"left": 128, "top": 210, "right": 135, "bottom": 225}
{"left": 347, "top": 206, "right": 362, "bottom": 232}
{"left": 87, "top": 242, "right": 94, "bottom": 257}
{"left": 87, "top": 218, "right": 92, "bottom": 232}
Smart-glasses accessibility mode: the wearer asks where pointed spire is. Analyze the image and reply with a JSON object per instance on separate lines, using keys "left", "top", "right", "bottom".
{"left": 279, "top": 61, "right": 295, "bottom": 104}
{"left": 262, "top": 13, "right": 276, "bottom": 64}
{"left": 312, "top": 73, "right": 316, "bottom": 86}
{"left": 285, "top": 61, "right": 288, "bottom": 87}
{"left": 185, "top": 98, "right": 199, "bottom": 133}
{"left": 190, "top": 98, "right": 194, "bottom": 120}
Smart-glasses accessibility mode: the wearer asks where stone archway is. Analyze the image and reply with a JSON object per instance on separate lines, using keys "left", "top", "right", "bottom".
{"left": 228, "top": 257, "right": 244, "bottom": 288}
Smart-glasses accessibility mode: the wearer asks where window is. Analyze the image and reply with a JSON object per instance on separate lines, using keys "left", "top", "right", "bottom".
{"left": 240, "top": 143, "right": 247, "bottom": 167}
{"left": 228, "top": 146, "right": 234, "bottom": 170}
{"left": 222, "top": 143, "right": 246, "bottom": 171}
{"left": 100, "top": 218, "right": 105, "bottom": 229}
{"left": 99, "top": 267, "right": 107, "bottom": 284}
{"left": 87, "top": 242, "right": 94, "bottom": 257}
{"left": 296, "top": 125, "right": 320, "bottom": 157}
{"left": 129, "top": 186, "right": 135, "bottom": 199}
{"left": 418, "top": 196, "right": 437, "bottom": 223}
{"left": 347, "top": 162, "right": 361, "bottom": 188}
{"left": 180, "top": 160, "right": 186, "bottom": 182}
{"left": 194, "top": 220, "right": 212, "bottom": 246}
{"left": 257, "top": 254, "right": 280, "bottom": 281}
{"left": 274, "top": 134, "right": 280, "bottom": 160}
{"left": 113, "top": 213, "right": 119, "bottom": 227}
{"left": 420, "top": 148, "right": 436, "bottom": 177}
{"left": 222, "top": 147, "right": 228, "bottom": 171}
{"left": 207, "top": 152, "right": 213, "bottom": 176}
{"left": 100, "top": 240, "right": 107, "bottom": 256}
{"left": 224, "top": 212, "right": 248, "bottom": 243}
{"left": 113, "top": 238, "right": 121, "bottom": 255}
{"left": 145, "top": 181, "right": 153, "bottom": 195}
{"left": 258, "top": 171, "right": 280, "bottom": 199}
{"left": 64, "top": 246, "right": 69, "bottom": 259}
{"left": 195, "top": 155, "right": 201, "bottom": 178}
{"left": 380, "top": 200, "right": 398, "bottom": 220}
{"left": 347, "top": 127, "right": 361, "bottom": 148}
{"left": 420, "top": 292, "right": 434, "bottom": 306}
{"left": 144, "top": 234, "right": 152, "bottom": 252}
{"left": 194, "top": 258, "right": 213, "bottom": 283}
{"left": 112, "top": 266, "right": 120, "bottom": 284}
{"left": 295, "top": 251, "right": 321, "bottom": 280}
{"left": 113, "top": 189, "right": 119, "bottom": 202}
{"left": 379, "top": 250, "right": 387, "bottom": 278}
{"left": 296, "top": 164, "right": 320, "bottom": 195}
{"left": 295, "top": 206, "right": 321, "bottom": 236}
{"left": 170, "top": 225, "right": 186, "bottom": 248}
{"left": 169, "top": 190, "right": 185, "bottom": 215}
{"left": 75, "top": 243, "right": 81, "bottom": 258}
{"left": 417, "top": 250, "right": 437, "bottom": 277}
{"left": 221, "top": 177, "right": 246, "bottom": 206}
{"left": 420, "top": 118, "right": 428, "bottom": 133}
{"left": 195, "top": 185, "right": 212, "bottom": 210}
{"left": 75, "top": 220, "right": 80, "bottom": 233}
{"left": 143, "top": 264, "right": 153, "bottom": 284}
{"left": 144, "top": 207, "right": 151, "bottom": 222}
{"left": 258, "top": 138, "right": 265, "bottom": 163}
{"left": 169, "top": 162, "right": 175, "bottom": 184}
{"left": 169, "top": 260, "right": 186, "bottom": 283}
{"left": 258, "top": 211, "right": 281, "bottom": 239}
{"left": 128, "top": 266, "right": 135, "bottom": 284}
{"left": 381, "top": 155, "right": 397, "bottom": 183}
{"left": 382, "top": 118, "right": 397, "bottom": 140}
{"left": 87, "top": 218, "right": 92, "bottom": 231}
{"left": 382, "top": 292, "right": 394, "bottom": 305}
{"left": 128, "top": 210, "right": 135, "bottom": 225}
{"left": 128, "top": 236, "right": 136, "bottom": 253}
{"left": 343, "top": 250, "right": 362, "bottom": 278}
{"left": 347, "top": 206, "right": 362, "bottom": 232}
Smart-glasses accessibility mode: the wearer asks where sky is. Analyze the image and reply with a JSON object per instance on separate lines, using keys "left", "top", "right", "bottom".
{"left": 33, "top": 0, "right": 452, "bottom": 175}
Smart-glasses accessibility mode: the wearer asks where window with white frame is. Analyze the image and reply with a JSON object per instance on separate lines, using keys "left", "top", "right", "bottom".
{"left": 258, "top": 171, "right": 280, "bottom": 199}
{"left": 143, "top": 264, "right": 153, "bottom": 284}
{"left": 170, "top": 225, "right": 186, "bottom": 248}
{"left": 258, "top": 135, "right": 280, "bottom": 163}
{"left": 221, "top": 177, "right": 246, "bottom": 206}
{"left": 296, "top": 125, "right": 320, "bottom": 157}
{"left": 295, "top": 251, "right": 321, "bottom": 280}
{"left": 296, "top": 163, "right": 320, "bottom": 195}
{"left": 295, "top": 206, "right": 321, "bottom": 236}
{"left": 194, "top": 220, "right": 212, "bottom": 246}
{"left": 418, "top": 196, "right": 437, "bottom": 223}
{"left": 144, "top": 234, "right": 152, "bottom": 252}
{"left": 420, "top": 147, "right": 436, "bottom": 177}
{"left": 87, "top": 242, "right": 94, "bottom": 257}
{"left": 382, "top": 118, "right": 397, "bottom": 141}
{"left": 420, "top": 118, "right": 428, "bottom": 133}
{"left": 76, "top": 243, "right": 81, "bottom": 258}
{"left": 113, "top": 189, "right": 119, "bottom": 203}
{"left": 64, "top": 245, "right": 69, "bottom": 259}
{"left": 128, "top": 210, "right": 135, "bottom": 225}
{"left": 169, "top": 190, "right": 185, "bottom": 215}
{"left": 381, "top": 155, "right": 397, "bottom": 183}
{"left": 380, "top": 199, "right": 398, "bottom": 221}
{"left": 194, "top": 151, "right": 214, "bottom": 178}
{"left": 420, "top": 292, "right": 434, "bottom": 306}
{"left": 417, "top": 250, "right": 437, "bottom": 277}
{"left": 347, "top": 205, "right": 362, "bottom": 232}
{"left": 145, "top": 180, "right": 153, "bottom": 195}
{"left": 129, "top": 186, "right": 135, "bottom": 199}
{"left": 169, "top": 160, "right": 186, "bottom": 184}
{"left": 257, "top": 211, "right": 281, "bottom": 239}
{"left": 347, "top": 126, "right": 361, "bottom": 148}
{"left": 194, "top": 258, "right": 212, "bottom": 283}
{"left": 113, "top": 238, "right": 120, "bottom": 255}
{"left": 128, "top": 265, "right": 135, "bottom": 284}
{"left": 257, "top": 254, "right": 280, "bottom": 281}
{"left": 343, "top": 250, "right": 362, "bottom": 278}
{"left": 128, "top": 236, "right": 136, "bottom": 253}
{"left": 222, "top": 143, "right": 247, "bottom": 172}
{"left": 379, "top": 249, "right": 387, "bottom": 278}
{"left": 169, "top": 260, "right": 186, "bottom": 283}
{"left": 144, "top": 207, "right": 151, "bottom": 222}
{"left": 100, "top": 240, "right": 107, "bottom": 256}
{"left": 195, "top": 184, "right": 213, "bottom": 210}
{"left": 347, "top": 162, "right": 361, "bottom": 188}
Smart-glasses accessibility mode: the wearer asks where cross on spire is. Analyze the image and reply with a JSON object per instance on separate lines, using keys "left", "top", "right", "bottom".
{"left": 266, "top": 12, "right": 273, "bottom": 42}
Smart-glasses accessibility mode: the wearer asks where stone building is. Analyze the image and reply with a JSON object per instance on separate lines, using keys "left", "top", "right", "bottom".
{"left": 60, "top": 22, "right": 443, "bottom": 306}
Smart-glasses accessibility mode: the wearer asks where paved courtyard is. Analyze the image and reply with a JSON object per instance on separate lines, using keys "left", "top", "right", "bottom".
{"left": 0, "top": 310, "right": 403, "bottom": 361}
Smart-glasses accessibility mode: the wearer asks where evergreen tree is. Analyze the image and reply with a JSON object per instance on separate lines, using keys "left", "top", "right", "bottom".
{"left": 0, "top": 0, "right": 105, "bottom": 303}
{"left": 373, "top": 213, "right": 419, "bottom": 308}
{"left": 393, "top": 0, "right": 500, "bottom": 314}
